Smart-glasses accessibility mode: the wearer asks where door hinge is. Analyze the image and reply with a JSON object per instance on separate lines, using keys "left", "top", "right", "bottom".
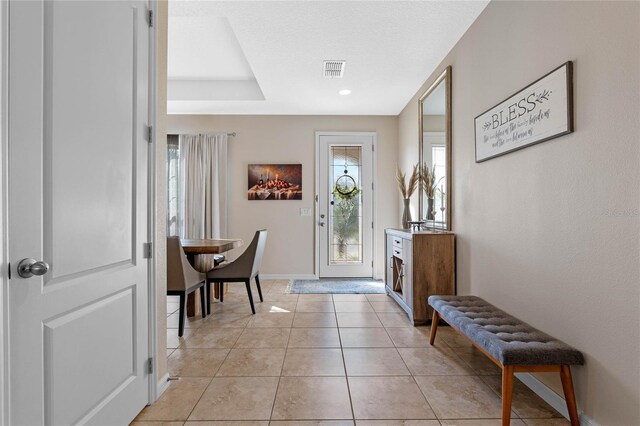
{"left": 372, "top": 221, "right": 374, "bottom": 229}
{"left": 143, "top": 242, "right": 153, "bottom": 259}
{"left": 372, "top": 145, "right": 375, "bottom": 151}
{"left": 147, "top": 10, "right": 154, "bottom": 27}
{"left": 372, "top": 182, "right": 374, "bottom": 190}
{"left": 145, "top": 125, "right": 153, "bottom": 143}
{"left": 147, "top": 357, "right": 154, "bottom": 374}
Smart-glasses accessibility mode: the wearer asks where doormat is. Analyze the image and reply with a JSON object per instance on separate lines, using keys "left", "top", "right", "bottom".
{"left": 288, "top": 278, "right": 385, "bottom": 294}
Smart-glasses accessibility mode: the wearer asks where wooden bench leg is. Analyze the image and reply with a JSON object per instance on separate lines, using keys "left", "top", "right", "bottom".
{"left": 429, "top": 310, "right": 439, "bottom": 345}
{"left": 501, "top": 366, "right": 514, "bottom": 426}
{"left": 560, "top": 365, "right": 580, "bottom": 426}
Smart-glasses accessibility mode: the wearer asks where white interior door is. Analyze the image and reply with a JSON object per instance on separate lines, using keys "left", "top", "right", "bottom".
{"left": 7, "top": 1, "right": 151, "bottom": 424}
{"left": 317, "top": 133, "right": 374, "bottom": 277}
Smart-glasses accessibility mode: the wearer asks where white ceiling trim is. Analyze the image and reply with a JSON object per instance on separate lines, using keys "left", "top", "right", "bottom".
{"left": 167, "top": 1, "right": 489, "bottom": 115}
{"left": 168, "top": 80, "right": 265, "bottom": 101}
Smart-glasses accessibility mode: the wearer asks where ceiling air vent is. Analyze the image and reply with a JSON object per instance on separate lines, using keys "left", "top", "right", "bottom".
{"left": 323, "top": 60, "right": 346, "bottom": 78}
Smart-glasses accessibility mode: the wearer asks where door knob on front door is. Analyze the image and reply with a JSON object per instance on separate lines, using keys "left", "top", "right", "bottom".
{"left": 319, "top": 222, "right": 325, "bottom": 227}
{"left": 17, "top": 258, "right": 50, "bottom": 278}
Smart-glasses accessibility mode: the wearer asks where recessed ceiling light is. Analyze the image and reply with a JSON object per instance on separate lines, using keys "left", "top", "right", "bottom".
{"left": 339, "top": 89, "right": 351, "bottom": 96}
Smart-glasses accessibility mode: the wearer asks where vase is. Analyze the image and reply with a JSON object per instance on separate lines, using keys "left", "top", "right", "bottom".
{"left": 402, "top": 198, "right": 412, "bottom": 229}
{"left": 427, "top": 198, "right": 435, "bottom": 220}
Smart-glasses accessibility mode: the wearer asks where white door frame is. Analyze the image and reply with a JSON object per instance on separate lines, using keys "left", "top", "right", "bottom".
{"left": 0, "top": 1, "right": 159, "bottom": 422}
{"left": 0, "top": 0, "right": 8, "bottom": 423}
{"left": 314, "top": 131, "right": 377, "bottom": 278}
{"left": 147, "top": 0, "right": 159, "bottom": 405}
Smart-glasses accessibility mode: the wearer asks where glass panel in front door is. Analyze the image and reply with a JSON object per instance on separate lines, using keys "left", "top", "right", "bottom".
{"left": 329, "top": 146, "right": 363, "bottom": 264}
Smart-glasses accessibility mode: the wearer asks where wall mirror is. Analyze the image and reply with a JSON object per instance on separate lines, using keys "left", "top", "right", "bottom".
{"left": 419, "top": 66, "right": 452, "bottom": 230}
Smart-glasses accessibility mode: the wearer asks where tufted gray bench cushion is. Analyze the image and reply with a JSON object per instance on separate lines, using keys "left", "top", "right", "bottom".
{"left": 428, "top": 295, "right": 584, "bottom": 425}
{"left": 428, "top": 295, "right": 584, "bottom": 366}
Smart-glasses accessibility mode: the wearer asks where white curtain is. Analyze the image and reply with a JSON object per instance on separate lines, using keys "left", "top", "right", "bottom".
{"left": 177, "top": 133, "right": 228, "bottom": 270}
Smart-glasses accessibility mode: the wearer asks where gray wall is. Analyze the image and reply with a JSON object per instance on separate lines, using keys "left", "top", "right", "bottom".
{"left": 167, "top": 115, "right": 399, "bottom": 279}
{"left": 398, "top": 1, "right": 639, "bottom": 424}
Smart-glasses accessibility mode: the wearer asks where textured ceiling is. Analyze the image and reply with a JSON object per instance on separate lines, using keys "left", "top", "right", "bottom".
{"left": 167, "top": 1, "right": 489, "bottom": 115}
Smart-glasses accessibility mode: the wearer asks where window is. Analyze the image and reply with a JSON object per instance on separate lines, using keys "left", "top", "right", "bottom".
{"left": 167, "top": 135, "right": 180, "bottom": 236}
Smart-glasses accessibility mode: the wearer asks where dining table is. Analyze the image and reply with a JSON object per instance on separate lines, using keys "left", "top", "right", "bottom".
{"left": 180, "top": 238, "right": 243, "bottom": 316}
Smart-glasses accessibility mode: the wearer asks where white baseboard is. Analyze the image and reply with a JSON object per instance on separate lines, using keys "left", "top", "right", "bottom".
{"left": 516, "top": 373, "right": 598, "bottom": 426}
{"left": 260, "top": 274, "right": 318, "bottom": 280}
{"left": 156, "top": 373, "right": 171, "bottom": 399}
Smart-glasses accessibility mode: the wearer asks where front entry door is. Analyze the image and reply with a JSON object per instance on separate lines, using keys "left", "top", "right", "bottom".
{"left": 317, "top": 133, "right": 374, "bottom": 277}
{"left": 7, "top": 1, "right": 151, "bottom": 424}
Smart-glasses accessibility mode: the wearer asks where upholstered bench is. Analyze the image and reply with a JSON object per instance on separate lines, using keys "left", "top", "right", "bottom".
{"left": 428, "top": 295, "right": 584, "bottom": 426}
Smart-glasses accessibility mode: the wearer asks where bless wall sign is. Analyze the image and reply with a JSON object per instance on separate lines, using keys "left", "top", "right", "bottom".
{"left": 474, "top": 61, "right": 574, "bottom": 162}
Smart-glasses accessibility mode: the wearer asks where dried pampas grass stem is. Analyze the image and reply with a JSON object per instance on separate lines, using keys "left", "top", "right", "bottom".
{"left": 396, "top": 163, "right": 419, "bottom": 199}
{"left": 420, "top": 163, "right": 443, "bottom": 199}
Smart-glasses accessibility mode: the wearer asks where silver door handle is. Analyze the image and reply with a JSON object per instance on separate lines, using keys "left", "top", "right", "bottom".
{"left": 17, "top": 258, "right": 50, "bottom": 278}
{"left": 319, "top": 222, "right": 325, "bottom": 227}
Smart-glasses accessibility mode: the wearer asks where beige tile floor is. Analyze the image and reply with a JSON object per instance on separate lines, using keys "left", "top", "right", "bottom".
{"left": 133, "top": 280, "right": 569, "bottom": 426}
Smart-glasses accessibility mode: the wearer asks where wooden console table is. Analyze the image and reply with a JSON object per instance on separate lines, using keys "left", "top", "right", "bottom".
{"left": 385, "top": 228, "right": 455, "bottom": 325}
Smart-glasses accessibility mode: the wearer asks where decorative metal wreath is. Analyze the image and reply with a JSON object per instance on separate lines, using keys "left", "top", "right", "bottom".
{"left": 333, "top": 174, "right": 359, "bottom": 199}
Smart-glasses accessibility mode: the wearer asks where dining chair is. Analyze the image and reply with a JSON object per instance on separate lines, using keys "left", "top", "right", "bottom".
{"left": 203, "top": 254, "right": 226, "bottom": 314}
{"left": 206, "top": 229, "right": 267, "bottom": 315}
{"left": 167, "top": 236, "right": 207, "bottom": 337}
